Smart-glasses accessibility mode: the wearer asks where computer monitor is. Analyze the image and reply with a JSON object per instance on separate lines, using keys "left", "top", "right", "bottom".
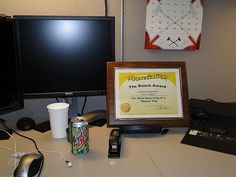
{"left": 0, "top": 18, "right": 24, "bottom": 116}
{"left": 15, "top": 16, "right": 115, "bottom": 98}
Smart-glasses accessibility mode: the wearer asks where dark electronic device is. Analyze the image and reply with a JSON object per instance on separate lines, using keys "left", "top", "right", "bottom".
{"left": 16, "top": 117, "right": 36, "bottom": 131}
{"left": 181, "top": 98, "right": 236, "bottom": 156}
{"left": 0, "top": 17, "right": 24, "bottom": 140}
{"left": 0, "top": 17, "right": 23, "bottom": 115}
{"left": 108, "top": 129, "right": 121, "bottom": 158}
{"left": 82, "top": 110, "right": 106, "bottom": 123}
{"left": 189, "top": 98, "right": 236, "bottom": 121}
{"left": 83, "top": 110, "right": 107, "bottom": 127}
{"left": 14, "top": 16, "right": 115, "bottom": 98}
{"left": 14, "top": 153, "right": 43, "bottom": 177}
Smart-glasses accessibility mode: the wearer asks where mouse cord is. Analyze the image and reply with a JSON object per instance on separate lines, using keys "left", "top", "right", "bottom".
{"left": 29, "top": 149, "right": 72, "bottom": 167}
{"left": 0, "top": 129, "right": 18, "bottom": 169}
{"left": 0, "top": 119, "right": 44, "bottom": 177}
{"left": 0, "top": 129, "right": 16, "bottom": 152}
{"left": 31, "top": 149, "right": 66, "bottom": 161}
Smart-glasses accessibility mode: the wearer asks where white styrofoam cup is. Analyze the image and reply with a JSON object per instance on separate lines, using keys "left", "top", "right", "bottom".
{"left": 47, "top": 103, "right": 69, "bottom": 138}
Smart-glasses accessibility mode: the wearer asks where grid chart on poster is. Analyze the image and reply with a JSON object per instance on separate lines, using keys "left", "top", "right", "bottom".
{"left": 145, "top": 0, "right": 204, "bottom": 50}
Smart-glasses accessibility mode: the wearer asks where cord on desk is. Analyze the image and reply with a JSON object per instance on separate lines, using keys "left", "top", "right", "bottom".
{"left": 1, "top": 146, "right": 72, "bottom": 169}
{"left": 0, "top": 119, "right": 44, "bottom": 177}
{"left": 0, "top": 129, "right": 16, "bottom": 152}
{"left": 0, "top": 129, "right": 17, "bottom": 169}
{"left": 29, "top": 149, "right": 72, "bottom": 168}
{"left": 1, "top": 121, "right": 72, "bottom": 171}
{"left": 81, "top": 96, "right": 87, "bottom": 116}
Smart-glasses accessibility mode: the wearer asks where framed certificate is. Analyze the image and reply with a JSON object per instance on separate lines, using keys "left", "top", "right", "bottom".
{"left": 107, "top": 62, "right": 190, "bottom": 127}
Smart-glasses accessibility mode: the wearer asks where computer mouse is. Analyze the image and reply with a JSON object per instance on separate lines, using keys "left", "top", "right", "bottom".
{"left": 14, "top": 153, "right": 43, "bottom": 177}
{"left": 16, "top": 117, "right": 36, "bottom": 131}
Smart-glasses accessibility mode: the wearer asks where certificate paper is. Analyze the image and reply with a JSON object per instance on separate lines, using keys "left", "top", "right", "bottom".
{"left": 115, "top": 68, "right": 183, "bottom": 119}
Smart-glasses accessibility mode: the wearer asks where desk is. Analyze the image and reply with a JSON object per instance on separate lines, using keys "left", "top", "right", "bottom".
{"left": 0, "top": 126, "right": 236, "bottom": 177}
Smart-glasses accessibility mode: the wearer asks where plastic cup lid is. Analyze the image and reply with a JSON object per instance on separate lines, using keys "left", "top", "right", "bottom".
{"left": 47, "top": 103, "right": 69, "bottom": 110}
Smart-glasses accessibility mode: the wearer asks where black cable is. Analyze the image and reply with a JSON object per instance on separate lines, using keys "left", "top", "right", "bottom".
{"left": 104, "top": 0, "right": 108, "bottom": 16}
{"left": 0, "top": 118, "right": 44, "bottom": 177}
{"left": 81, "top": 96, "right": 87, "bottom": 115}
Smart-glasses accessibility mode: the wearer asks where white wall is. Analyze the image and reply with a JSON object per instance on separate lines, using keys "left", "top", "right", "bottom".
{"left": 1, "top": 0, "right": 236, "bottom": 123}
{"left": 123, "top": 0, "right": 236, "bottom": 101}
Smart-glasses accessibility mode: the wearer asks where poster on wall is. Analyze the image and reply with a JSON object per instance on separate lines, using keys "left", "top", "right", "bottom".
{"left": 145, "top": 0, "right": 204, "bottom": 50}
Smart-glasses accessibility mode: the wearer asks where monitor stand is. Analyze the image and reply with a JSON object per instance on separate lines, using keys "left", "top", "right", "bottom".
{"left": 120, "top": 125, "right": 162, "bottom": 134}
{"left": 65, "top": 97, "right": 79, "bottom": 117}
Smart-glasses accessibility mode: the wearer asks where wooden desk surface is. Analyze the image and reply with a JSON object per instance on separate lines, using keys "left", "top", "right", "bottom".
{"left": 0, "top": 126, "right": 236, "bottom": 177}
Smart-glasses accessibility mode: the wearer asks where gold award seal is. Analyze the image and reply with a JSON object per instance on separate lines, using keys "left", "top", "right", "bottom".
{"left": 121, "top": 103, "right": 131, "bottom": 113}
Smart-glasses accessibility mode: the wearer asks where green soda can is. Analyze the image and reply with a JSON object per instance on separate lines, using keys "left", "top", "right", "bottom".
{"left": 69, "top": 117, "right": 89, "bottom": 155}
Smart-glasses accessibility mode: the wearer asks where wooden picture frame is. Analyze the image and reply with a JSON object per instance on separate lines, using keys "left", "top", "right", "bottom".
{"left": 106, "top": 62, "right": 190, "bottom": 127}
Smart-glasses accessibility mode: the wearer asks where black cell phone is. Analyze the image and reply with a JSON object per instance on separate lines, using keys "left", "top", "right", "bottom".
{"left": 108, "top": 129, "right": 121, "bottom": 158}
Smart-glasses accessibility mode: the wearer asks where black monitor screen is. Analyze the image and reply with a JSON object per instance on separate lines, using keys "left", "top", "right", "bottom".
{"left": 0, "top": 19, "right": 23, "bottom": 115}
{"left": 15, "top": 16, "right": 115, "bottom": 98}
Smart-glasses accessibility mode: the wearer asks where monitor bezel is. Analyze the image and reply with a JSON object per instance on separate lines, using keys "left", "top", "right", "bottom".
{"left": 0, "top": 18, "right": 24, "bottom": 115}
{"left": 14, "top": 15, "right": 115, "bottom": 99}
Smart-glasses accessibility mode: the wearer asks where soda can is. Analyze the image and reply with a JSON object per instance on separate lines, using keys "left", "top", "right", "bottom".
{"left": 69, "top": 117, "right": 89, "bottom": 155}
